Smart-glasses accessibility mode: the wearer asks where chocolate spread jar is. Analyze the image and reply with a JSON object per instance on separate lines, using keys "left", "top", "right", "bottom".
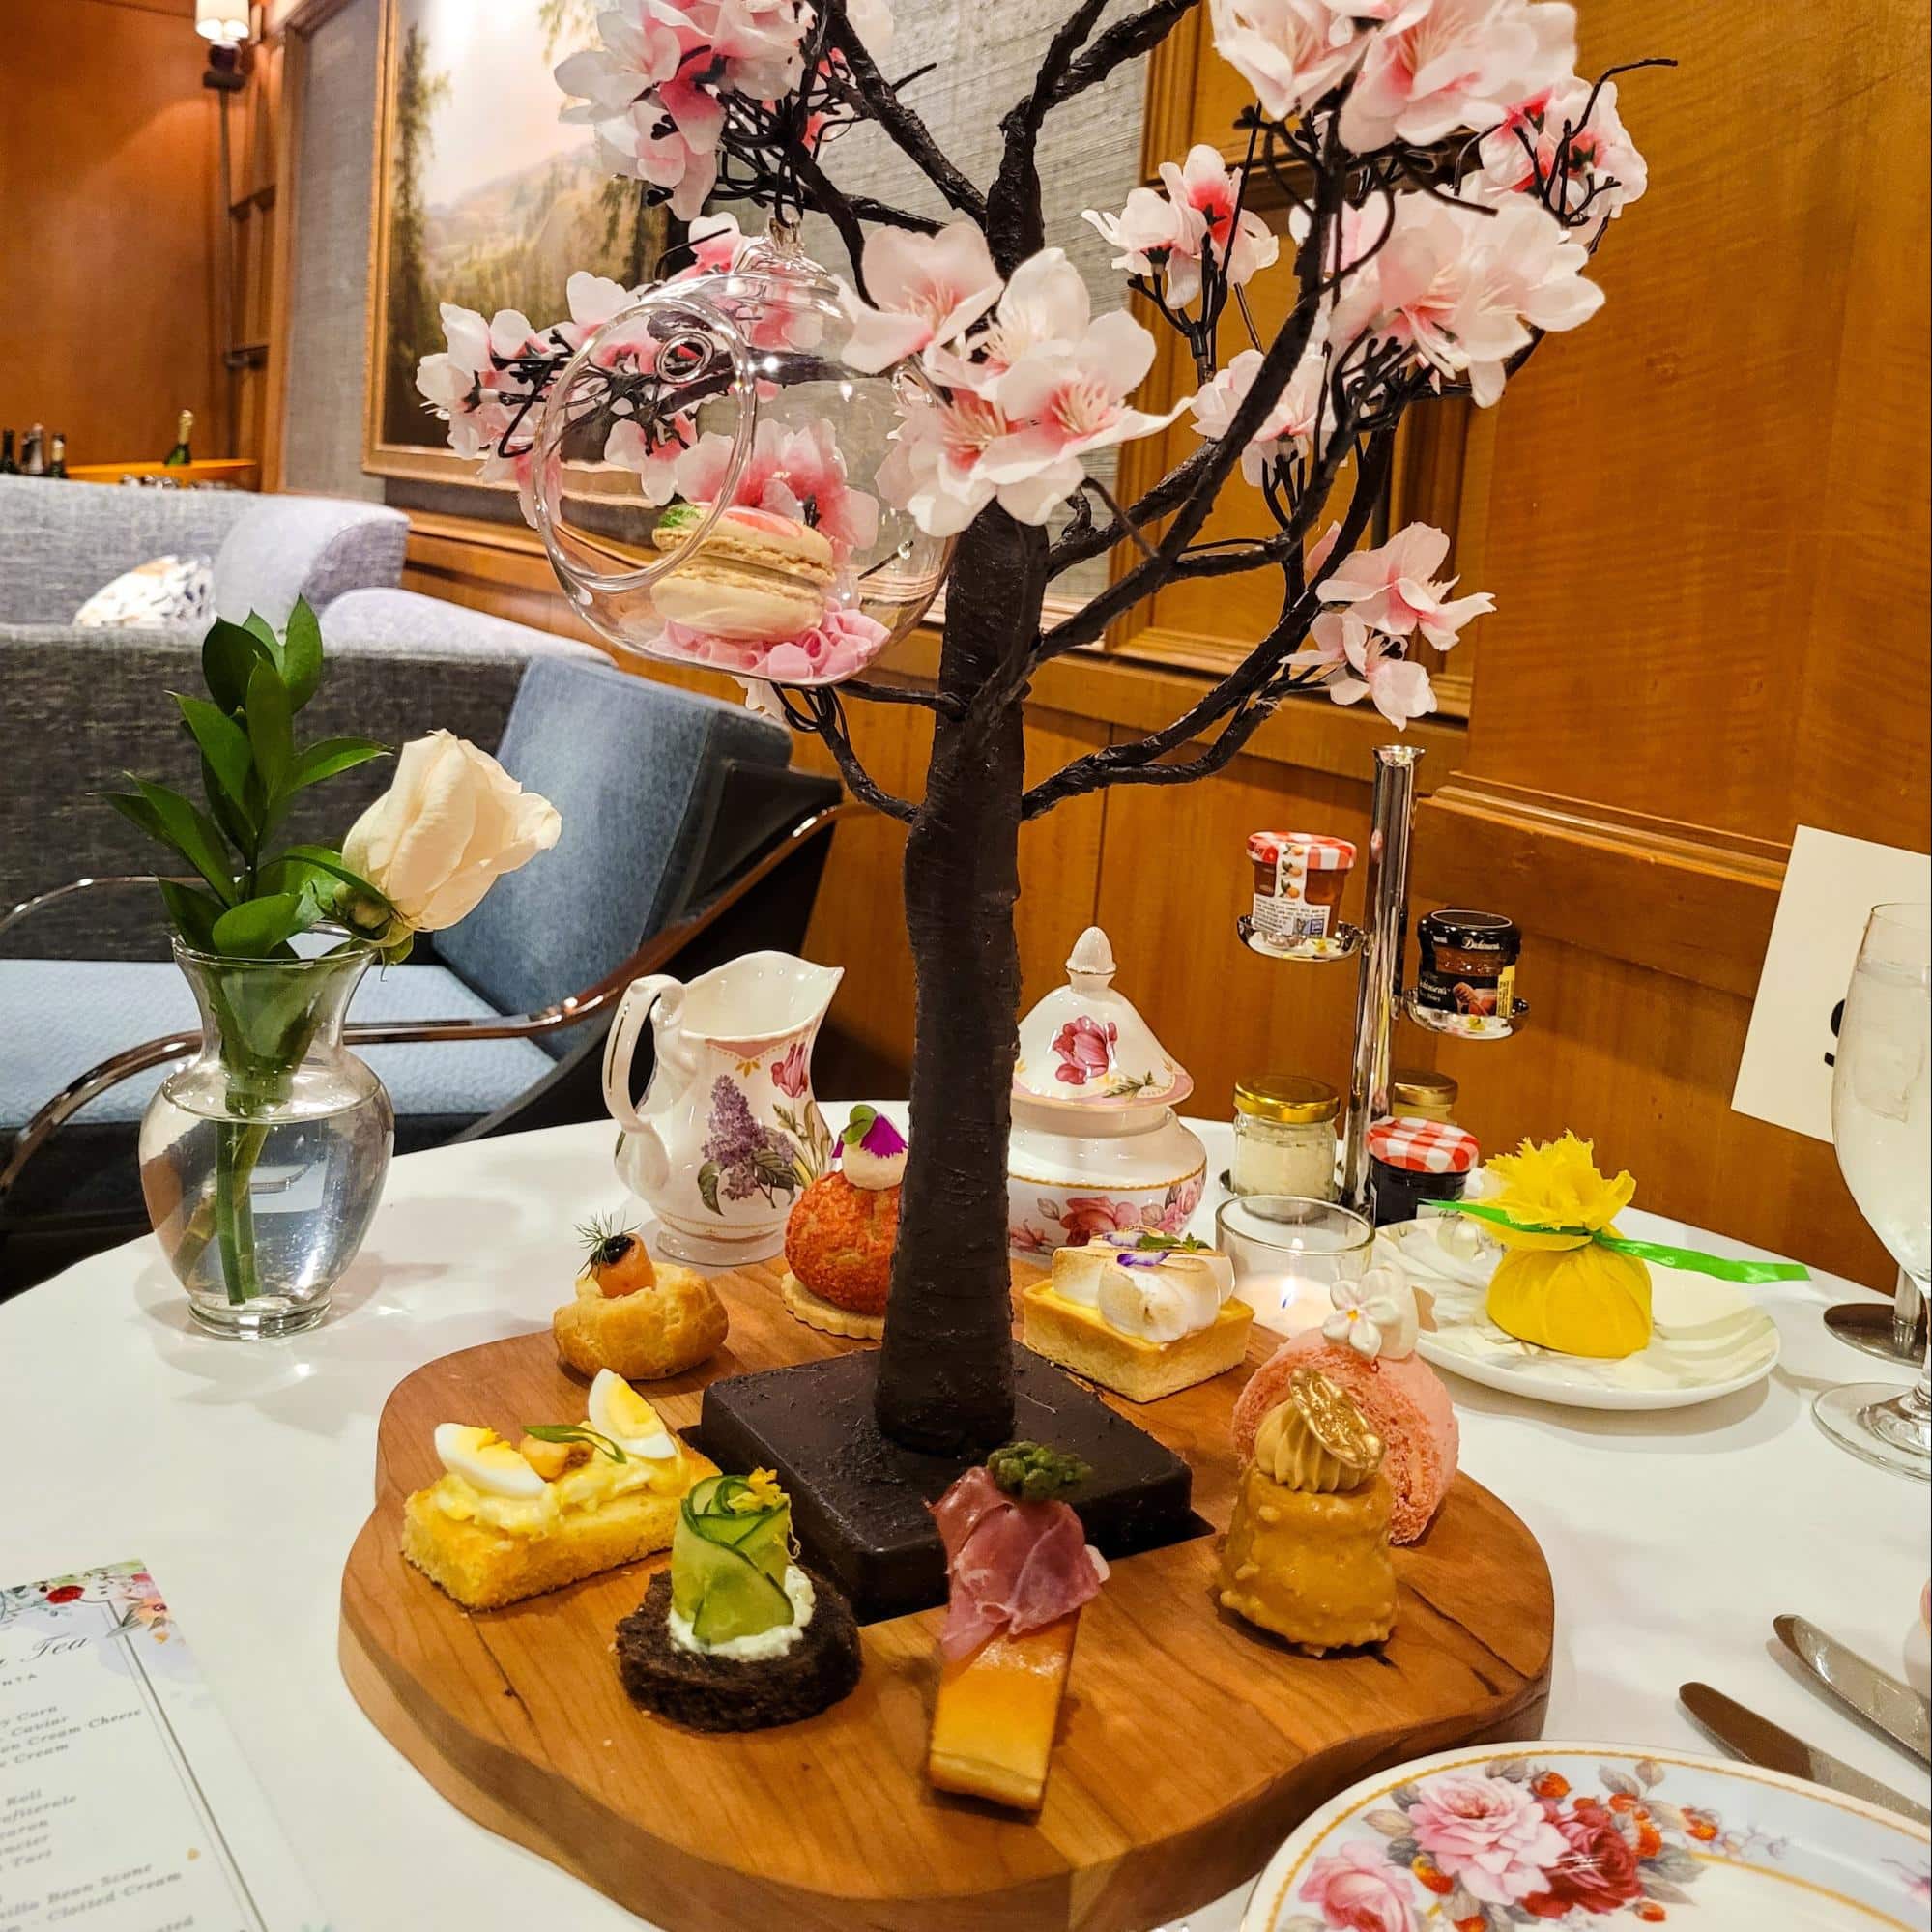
{"left": 1414, "top": 909, "right": 1520, "bottom": 1024}
{"left": 1246, "top": 831, "right": 1357, "bottom": 950}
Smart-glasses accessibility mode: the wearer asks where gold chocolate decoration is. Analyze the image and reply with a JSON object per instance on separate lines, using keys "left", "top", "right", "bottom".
{"left": 1253, "top": 1370, "right": 1384, "bottom": 1493}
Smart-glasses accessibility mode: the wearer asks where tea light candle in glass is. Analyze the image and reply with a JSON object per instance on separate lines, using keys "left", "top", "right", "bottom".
{"left": 1214, "top": 1195, "right": 1375, "bottom": 1337}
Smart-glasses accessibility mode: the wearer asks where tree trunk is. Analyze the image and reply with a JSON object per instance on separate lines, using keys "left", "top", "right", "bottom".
{"left": 873, "top": 507, "right": 1046, "bottom": 1455}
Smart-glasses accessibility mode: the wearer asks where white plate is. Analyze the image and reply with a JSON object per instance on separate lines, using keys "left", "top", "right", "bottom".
{"left": 1243, "top": 1741, "right": 1931, "bottom": 1932}
{"left": 1378, "top": 1217, "right": 1783, "bottom": 1412}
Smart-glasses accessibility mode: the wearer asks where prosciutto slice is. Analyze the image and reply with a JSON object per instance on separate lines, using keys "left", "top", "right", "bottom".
{"left": 931, "top": 1466, "right": 1104, "bottom": 1660}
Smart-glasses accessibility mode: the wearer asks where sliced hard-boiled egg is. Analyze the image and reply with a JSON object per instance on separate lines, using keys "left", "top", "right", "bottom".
{"left": 434, "top": 1423, "right": 548, "bottom": 1497}
{"left": 587, "top": 1369, "right": 678, "bottom": 1460}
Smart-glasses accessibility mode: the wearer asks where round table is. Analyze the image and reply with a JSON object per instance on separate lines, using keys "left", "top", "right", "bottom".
{"left": 4, "top": 1115, "right": 1927, "bottom": 1932}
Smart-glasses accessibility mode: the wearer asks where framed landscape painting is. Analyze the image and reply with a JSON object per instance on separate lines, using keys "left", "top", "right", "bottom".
{"left": 362, "top": 0, "right": 670, "bottom": 487}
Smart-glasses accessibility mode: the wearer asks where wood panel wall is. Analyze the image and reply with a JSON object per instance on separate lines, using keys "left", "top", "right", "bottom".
{"left": 0, "top": 0, "right": 225, "bottom": 466}
{"left": 270, "top": 2, "right": 1928, "bottom": 1290}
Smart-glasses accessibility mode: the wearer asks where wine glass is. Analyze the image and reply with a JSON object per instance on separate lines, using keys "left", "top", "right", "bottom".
{"left": 1815, "top": 902, "right": 1932, "bottom": 1479}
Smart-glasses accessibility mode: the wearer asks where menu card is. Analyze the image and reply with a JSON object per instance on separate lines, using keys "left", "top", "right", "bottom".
{"left": 0, "top": 1561, "right": 330, "bottom": 1931}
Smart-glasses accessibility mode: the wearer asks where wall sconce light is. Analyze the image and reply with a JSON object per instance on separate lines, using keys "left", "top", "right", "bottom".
{"left": 195, "top": 0, "right": 251, "bottom": 45}
{"left": 197, "top": 0, "right": 255, "bottom": 92}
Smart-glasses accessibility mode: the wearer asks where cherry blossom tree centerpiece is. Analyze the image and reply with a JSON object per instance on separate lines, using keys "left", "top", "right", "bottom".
{"left": 417, "top": 0, "right": 1658, "bottom": 1460}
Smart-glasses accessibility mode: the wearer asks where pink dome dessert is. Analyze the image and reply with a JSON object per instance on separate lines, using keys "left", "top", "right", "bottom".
{"left": 1232, "top": 1335, "right": 1457, "bottom": 1544}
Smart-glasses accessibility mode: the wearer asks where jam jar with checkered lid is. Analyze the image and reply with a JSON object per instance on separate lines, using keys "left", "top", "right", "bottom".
{"left": 1246, "top": 830, "right": 1357, "bottom": 951}
{"left": 1366, "top": 1116, "right": 1482, "bottom": 1227}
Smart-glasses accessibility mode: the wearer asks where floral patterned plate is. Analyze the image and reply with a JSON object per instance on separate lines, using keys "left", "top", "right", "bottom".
{"left": 1242, "top": 1742, "right": 1931, "bottom": 1931}
{"left": 1377, "top": 1217, "right": 1782, "bottom": 1413}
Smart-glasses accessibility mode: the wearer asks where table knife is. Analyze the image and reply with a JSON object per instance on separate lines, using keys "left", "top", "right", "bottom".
{"left": 1774, "top": 1614, "right": 1932, "bottom": 1769}
{"left": 1680, "top": 1682, "right": 1932, "bottom": 1826}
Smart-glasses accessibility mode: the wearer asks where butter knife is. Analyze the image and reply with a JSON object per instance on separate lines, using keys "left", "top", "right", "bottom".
{"left": 1680, "top": 1682, "right": 1932, "bottom": 1826}
{"left": 1775, "top": 1614, "right": 1932, "bottom": 1769}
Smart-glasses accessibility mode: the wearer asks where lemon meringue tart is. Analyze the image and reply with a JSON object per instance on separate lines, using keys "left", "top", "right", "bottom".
{"left": 1022, "top": 1235, "right": 1253, "bottom": 1403}
{"left": 401, "top": 1370, "right": 716, "bottom": 1611}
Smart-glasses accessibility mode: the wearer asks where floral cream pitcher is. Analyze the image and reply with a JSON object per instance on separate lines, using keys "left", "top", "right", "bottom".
{"left": 603, "top": 951, "right": 842, "bottom": 1265}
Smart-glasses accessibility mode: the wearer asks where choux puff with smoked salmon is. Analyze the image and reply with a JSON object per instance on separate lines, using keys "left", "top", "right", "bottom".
{"left": 553, "top": 1217, "right": 729, "bottom": 1381}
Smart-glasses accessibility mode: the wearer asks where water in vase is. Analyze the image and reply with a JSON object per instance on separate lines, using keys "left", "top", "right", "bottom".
{"left": 140, "top": 1079, "right": 395, "bottom": 1337}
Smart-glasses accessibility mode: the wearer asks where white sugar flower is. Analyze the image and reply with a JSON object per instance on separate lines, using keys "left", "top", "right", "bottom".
{"left": 1322, "top": 1269, "right": 1405, "bottom": 1359}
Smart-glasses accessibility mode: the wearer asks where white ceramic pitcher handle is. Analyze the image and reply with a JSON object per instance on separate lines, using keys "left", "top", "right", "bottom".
{"left": 602, "top": 975, "right": 681, "bottom": 1135}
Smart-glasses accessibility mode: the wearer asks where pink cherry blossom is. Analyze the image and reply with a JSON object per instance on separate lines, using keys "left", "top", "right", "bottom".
{"left": 1407, "top": 1772, "right": 1569, "bottom": 1906}
{"left": 874, "top": 391, "right": 1008, "bottom": 537}
{"left": 1084, "top": 147, "right": 1277, "bottom": 307}
{"left": 1318, "top": 521, "right": 1492, "bottom": 647}
{"left": 1159, "top": 146, "right": 1280, "bottom": 295}
{"left": 880, "top": 251, "right": 1185, "bottom": 537}
{"left": 1207, "top": 0, "right": 1372, "bottom": 125}
{"left": 1328, "top": 192, "right": 1601, "bottom": 404}
{"left": 1190, "top": 342, "right": 1328, "bottom": 481}
{"left": 1081, "top": 188, "right": 1206, "bottom": 305}
{"left": 1340, "top": 0, "right": 1577, "bottom": 152}
{"left": 977, "top": 309, "right": 1187, "bottom": 521}
{"left": 1299, "top": 611, "right": 1440, "bottom": 727}
{"left": 1298, "top": 1839, "right": 1419, "bottom": 1932}
{"left": 682, "top": 212, "right": 753, "bottom": 276}
{"left": 839, "top": 221, "right": 1003, "bottom": 374}
{"left": 415, "top": 304, "right": 548, "bottom": 483}
{"left": 676, "top": 418, "right": 880, "bottom": 561}
{"left": 1470, "top": 73, "right": 1649, "bottom": 242}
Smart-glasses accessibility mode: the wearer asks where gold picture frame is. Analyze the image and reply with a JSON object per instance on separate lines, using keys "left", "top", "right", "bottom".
{"left": 361, "top": 0, "right": 670, "bottom": 489}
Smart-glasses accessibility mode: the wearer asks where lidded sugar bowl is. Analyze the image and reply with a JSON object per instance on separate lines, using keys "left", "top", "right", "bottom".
{"left": 1006, "top": 927, "right": 1208, "bottom": 1257}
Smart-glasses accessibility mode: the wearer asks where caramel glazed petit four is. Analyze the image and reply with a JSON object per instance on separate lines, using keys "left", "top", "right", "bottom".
{"left": 779, "top": 1105, "right": 906, "bottom": 1340}
{"left": 1023, "top": 1232, "right": 1253, "bottom": 1402}
{"left": 553, "top": 1216, "right": 729, "bottom": 1380}
{"left": 402, "top": 1370, "right": 716, "bottom": 1611}
{"left": 1219, "top": 1368, "right": 1398, "bottom": 1655}
{"left": 616, "top": 1468, "right": 860, "bottom": 1733}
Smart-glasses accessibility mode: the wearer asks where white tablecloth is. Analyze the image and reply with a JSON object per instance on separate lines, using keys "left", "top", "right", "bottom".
{"left": 2, "top": 1115, "right": 1926, "bottom": 1932}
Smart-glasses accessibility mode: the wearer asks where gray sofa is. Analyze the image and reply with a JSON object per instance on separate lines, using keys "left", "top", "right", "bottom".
{"left": 1, "top": 590, "right": 602, "bottom": 958}
{"left": 0, "top": 475, "right": 409, "bottom": 632}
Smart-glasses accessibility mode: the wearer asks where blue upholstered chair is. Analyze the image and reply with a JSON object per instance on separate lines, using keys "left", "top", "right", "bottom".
{"left": 0, "top": 655, "right": 846, "bottom": 1290}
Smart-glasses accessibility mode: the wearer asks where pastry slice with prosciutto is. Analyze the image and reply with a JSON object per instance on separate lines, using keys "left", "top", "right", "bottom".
{"left": 926, "top": 1447, "right": 1107, "bottom": 1811}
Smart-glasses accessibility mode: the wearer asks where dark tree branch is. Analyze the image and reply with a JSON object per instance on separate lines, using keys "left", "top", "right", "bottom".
{"left": 1046, "top": 443, "right": 1219, "bottom": 576}
{"left": 781, "top": 688, "right": 919, "bottom": 822}
{"left": 988, "top": 0, "right": 1112, "bottom": 270}
{"left": 820, "top": 0, "right": 988, "bottom": 226}
{"left": 840, "top": 678, "right": 966, "bottom": 717}
{"left": 1020, "top": 425, "right": 1399, "bottom": 818}
{"left": 1045, "top": 0, "right": 1202, "bottom": 110}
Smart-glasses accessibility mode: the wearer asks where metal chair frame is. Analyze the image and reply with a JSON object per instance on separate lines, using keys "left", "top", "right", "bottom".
{"left": 0, "top": 801, "right": 858, "bottom": 1214}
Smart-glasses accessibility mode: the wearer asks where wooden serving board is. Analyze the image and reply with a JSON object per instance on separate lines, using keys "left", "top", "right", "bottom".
{"left": 341, "top": 1261, "right": 1553, "bottom": 1932}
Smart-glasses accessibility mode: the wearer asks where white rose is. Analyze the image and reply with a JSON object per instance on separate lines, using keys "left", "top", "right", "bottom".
{"left": 341, "top": 731, "right": 561, "bottom": 935}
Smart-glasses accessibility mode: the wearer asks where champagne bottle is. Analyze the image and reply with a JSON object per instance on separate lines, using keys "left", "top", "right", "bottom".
{"left": 19, "top": 424, "right": 45, "bottom": 476}
{"left": 162, "top": 409, "right": 194, "bottom": 467}
{"left": 48, "top": 432, "right": 68, "bottom": 479}
{"left": 0, "top": 430, "right": 16, "bottom": 475}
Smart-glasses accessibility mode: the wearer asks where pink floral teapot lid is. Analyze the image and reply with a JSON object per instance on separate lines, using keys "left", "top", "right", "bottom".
{"left": 1012, "top": 927, "right": 1192, "bottom": 1112}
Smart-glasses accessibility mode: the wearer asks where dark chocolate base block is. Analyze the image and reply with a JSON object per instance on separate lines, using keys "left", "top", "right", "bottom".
{"left": 700, "top": 1348, "right": 1205, "bottom": 1623}
{"left": 615, "top": 1570, "right": 861, "bottom": 1733}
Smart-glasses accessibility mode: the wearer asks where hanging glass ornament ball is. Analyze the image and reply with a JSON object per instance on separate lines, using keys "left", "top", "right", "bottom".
{"left": 529, "top": 223, "right": 952, "bottom": 688}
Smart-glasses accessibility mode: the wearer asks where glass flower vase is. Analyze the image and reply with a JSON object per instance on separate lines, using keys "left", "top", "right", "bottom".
{"left": 139, "top": 938, "right": 394, "bottom": 1337}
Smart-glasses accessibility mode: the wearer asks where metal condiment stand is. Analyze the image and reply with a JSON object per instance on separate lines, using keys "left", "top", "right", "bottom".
{"left": 1240, "top": 744, "right": 1529, "bottom": 1218}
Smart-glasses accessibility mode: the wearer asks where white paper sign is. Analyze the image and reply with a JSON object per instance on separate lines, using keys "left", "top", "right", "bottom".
{"left": 0, "top": 1561, "right": 330, "bottom": 1931}
{"left": 1732, "top": 826, "right": 1932, "bottom": 1142}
